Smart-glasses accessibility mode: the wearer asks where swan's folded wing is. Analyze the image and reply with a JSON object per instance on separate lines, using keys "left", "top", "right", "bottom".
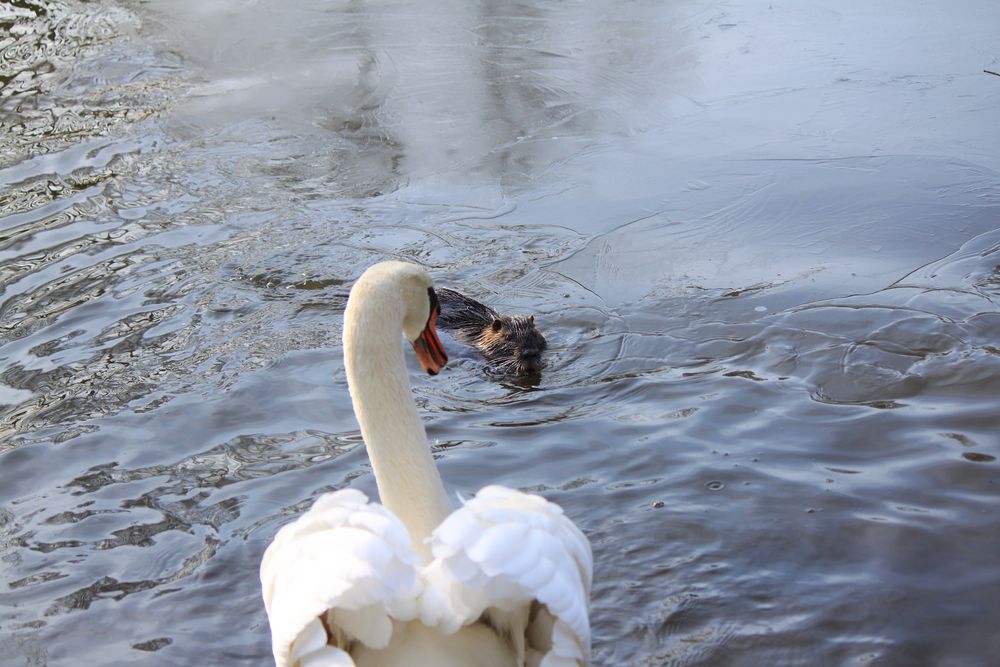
{"left": 420, "top": 485, "right": 592, "bottom": 666}
{"left": 260, "top": 489, "right": 422, "bottom": 667}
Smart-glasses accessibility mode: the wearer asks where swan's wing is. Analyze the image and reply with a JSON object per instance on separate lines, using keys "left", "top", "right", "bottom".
{"left": 260, "top": 489, "right": 422, "bottom": 667}
{"left": 420, "top": 485, "right": 592, "bottom": 666}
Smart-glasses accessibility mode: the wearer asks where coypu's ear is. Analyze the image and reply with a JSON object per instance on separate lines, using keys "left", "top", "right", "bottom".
{"left": 528, "top": 315, "right": 535, "bottom": 323}
{"left": 491, "top": 319, "right": 503, "bottom": 333}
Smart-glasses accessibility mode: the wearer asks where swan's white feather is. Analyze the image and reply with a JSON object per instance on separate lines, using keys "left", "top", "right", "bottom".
{"left": 263, "top": 486, "right": 591, "bottom": 666}
{"left": 420, "top": 485, "right": 592, "bottom": 665}
{"left": 260, "top": 489, "right": 422, "bottom": 667}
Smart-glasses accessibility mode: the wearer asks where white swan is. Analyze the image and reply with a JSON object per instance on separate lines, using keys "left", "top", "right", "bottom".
{"left": 260, "top": 261, "right": 592, "bottom": 667}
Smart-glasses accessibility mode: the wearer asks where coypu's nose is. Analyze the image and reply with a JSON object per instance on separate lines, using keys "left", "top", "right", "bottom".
{"left": 520, "top": 352, "right": 543, "bottom": 372}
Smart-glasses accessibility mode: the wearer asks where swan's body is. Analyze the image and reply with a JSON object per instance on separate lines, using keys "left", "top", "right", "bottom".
{"left": 260, "top": 262, "right": 591, "bottom": 667}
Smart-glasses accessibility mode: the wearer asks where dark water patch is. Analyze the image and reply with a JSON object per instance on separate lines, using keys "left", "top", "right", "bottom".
{"left": 941, "top": 432, "right": 977, "bottom": 447}
{"left": 9, "top": 571, "right": 68, "bottom": 590}
{"left": 132, "top": 636, "right": 172, "bottom": 652}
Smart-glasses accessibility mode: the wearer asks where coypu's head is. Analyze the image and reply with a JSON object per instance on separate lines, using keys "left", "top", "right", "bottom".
{"left": 477, "top": 314, "right": 547, "bottom": 375}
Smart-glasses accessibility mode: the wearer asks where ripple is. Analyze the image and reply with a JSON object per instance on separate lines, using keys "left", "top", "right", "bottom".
{"left": 1, "top": 1, "right": 154, "bottom": 156}
{"left": 44, "top": 537, "right": 218, "bottom": 616}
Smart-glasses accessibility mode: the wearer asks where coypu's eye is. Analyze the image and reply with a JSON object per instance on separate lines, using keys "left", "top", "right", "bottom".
{"left": 491, "top": 319, "right": 503, "bottom": 333}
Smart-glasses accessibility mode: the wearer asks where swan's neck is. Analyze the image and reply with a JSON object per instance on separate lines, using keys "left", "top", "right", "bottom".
{"left": 344, "top": 289, "right": 452, "bottom": 562}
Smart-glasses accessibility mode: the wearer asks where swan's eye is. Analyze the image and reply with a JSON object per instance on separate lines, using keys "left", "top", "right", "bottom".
{"left": 427, "top": 287, "right": 440, "bottom": 323}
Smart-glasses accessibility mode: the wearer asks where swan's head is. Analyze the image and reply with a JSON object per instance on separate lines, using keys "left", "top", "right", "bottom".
{"left": 350, "top": 261, "right": 449, "bottom": 375}
{"left": 404, "top": 283, "right": 448, "bottom": 376}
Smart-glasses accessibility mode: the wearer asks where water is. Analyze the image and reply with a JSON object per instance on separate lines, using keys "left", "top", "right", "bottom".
{"left": 2, "top": 0, "right": 999, "bottom": 664}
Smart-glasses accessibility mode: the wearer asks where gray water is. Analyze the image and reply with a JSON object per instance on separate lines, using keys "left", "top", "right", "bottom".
{"left": 2, "top": 1, "right": 999, "bottom": 665}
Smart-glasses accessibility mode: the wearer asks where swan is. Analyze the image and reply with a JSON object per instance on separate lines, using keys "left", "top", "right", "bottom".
{"left": 260, "top": 261, "right": 592, "bottom": 667}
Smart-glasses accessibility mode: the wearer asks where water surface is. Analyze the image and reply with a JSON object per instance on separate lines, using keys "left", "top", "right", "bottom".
{"left": 2, "top": 1, "right": 999, "bottom": 665}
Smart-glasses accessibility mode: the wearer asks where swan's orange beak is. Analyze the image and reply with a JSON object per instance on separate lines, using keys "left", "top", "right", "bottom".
{"left": 412, "top": 288, "right": 447, "bottom": 375}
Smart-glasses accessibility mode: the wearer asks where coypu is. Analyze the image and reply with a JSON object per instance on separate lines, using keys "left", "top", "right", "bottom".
{"left": 436, "top": 288, "right": 546, "bottom": 374}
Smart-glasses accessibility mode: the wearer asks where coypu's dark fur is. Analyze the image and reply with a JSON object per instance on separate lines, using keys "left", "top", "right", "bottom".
{"left": 436, "top": 288, "right": 546, "bottom": 374}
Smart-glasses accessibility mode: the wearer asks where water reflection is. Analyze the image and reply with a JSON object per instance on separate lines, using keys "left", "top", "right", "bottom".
{"left": 144, "top": 0, "right": 694, "bottom": 195}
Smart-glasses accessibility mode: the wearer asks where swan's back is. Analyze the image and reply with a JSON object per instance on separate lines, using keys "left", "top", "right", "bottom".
{"left": 353, "top": 622, "right": 515, "bottom": 667}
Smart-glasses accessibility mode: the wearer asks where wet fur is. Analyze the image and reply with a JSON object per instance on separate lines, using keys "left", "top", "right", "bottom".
{"left": 436, "top": 288, "right": 546, "bottom": 374}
